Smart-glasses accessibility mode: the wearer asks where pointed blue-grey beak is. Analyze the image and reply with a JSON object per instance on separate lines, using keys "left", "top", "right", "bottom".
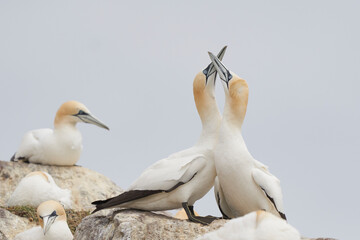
{"left": 208, "top": 51, "right": 233, "bottom": 88}
{"left": 203, "top": 46, "right": 227, "bottom": 83}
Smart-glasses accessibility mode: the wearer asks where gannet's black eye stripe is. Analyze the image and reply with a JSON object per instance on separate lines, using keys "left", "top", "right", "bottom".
{"left": 78, "top": 110, "right": 88, "bottom": 115}
{"left": 74, "top": 110, "right": 89, "bottom": 116}
{"left": 50, "top": 210, "right": 57, "bottom": 217}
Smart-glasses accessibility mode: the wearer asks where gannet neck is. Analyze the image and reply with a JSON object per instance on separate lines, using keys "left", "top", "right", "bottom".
{"left": 193, "top": 72, "right": 221, "bottom": 130}
{"left": 223, "top": 75, "right": 249, "bottom": 129}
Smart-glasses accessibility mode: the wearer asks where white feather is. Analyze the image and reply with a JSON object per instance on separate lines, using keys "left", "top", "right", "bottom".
{"left": 196, "top": 211, "right": 301, "bottom": 240}
{"left": 7, "top": 172, "right": 72, "bottom": 209}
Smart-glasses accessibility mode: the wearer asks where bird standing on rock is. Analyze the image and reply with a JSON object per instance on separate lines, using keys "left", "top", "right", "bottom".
{"left": 208, "top": 52, "right": 287, "bottom": 220}
{"left": 11, "top": 100, "right": 109, "bottom": 166}
{"left": 92, "top": 47, "right": 227, "bottom": 225}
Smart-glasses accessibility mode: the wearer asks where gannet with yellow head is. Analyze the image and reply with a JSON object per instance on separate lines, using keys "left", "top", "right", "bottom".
{"left": 11, "top": 100, "right": 109, "bottom": 166}
{"left": 208, "top": 52, "right": 286, "bottom": 220}
{"left": 197, "top": 210, "right": 300, "bottom": 240}
{"left": 92, "top": 47, "right": 227, "bottom": 225}
{"left": 7, "top": 171, "right": 71, "bottom": 209}
{"left": 14, "top": 200, "right": 73, "bottom": 240}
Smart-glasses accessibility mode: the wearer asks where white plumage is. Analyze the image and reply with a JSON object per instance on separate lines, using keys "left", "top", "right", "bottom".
{"left": 196, "top": 211, "right": 301, "bottom": 240}
{"left": 14, "top": 200, "right": 73, "bottom": 240}
{"left": 11, "top": 100, "right": 109, "bottom": 166}
{"left": 209, "top": 52, "right": 286, "bottom": 219}
{"left": 7, "top": 171, "right": 72, "bottom": 208}
{"left": 93, "top": 47, "right": 227, "bottom": 224}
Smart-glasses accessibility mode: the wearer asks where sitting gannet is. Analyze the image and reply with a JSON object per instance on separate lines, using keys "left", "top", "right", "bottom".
{"left": 197, "top": 211, "right": 300, "bottom": 240}
{"left": 7, "top": 171, "right": 72, "bottom": 209}
{"left": 14, "top": 200, "right": 73, "bottom": 240}
{"left": 11, "top": 100, "right": 109, "bottom": 166}
{"left": 92, "top": 47, "right": 227, "bottom": 224}
{"left": 208, "top": 52, "right": 287, "bottom": 220}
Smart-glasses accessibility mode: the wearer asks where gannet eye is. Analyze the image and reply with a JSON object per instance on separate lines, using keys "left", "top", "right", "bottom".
{"left": 228, "top": 74, "right": 232, "bottom": 80}
{"left": 39, "top": 216, "right": 43, "bottom": 219}
{"left": 203, "top": 69, "right": 208, "bottom": 75}
{"left": 78, "top": 110, "right": 88, "bottom": 115}
{"left": 50, "top": 210, "right": 57, "bottom": 217}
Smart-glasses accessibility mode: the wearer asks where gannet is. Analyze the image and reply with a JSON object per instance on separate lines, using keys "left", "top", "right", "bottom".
{"left": 196, "top": 211, "right": 300, "bottom": 240}
{"left": 208, "top": 52, "right": 287, "bottom": 220}
{"left": 92, "top": 47, "right": 227, "bottom": 224}
{"left": 7, "top": 171, "right": 72, "bottom": 209}
{"left": 14, "top": 200, "right": 73, "bottom": 240}
{"left": 11, "top": 100, "right": 109, "bottom": 166}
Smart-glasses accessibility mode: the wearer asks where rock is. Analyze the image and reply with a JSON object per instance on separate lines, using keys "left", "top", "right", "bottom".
{"left": 0, "top": 207, "right": 37, "bottom": 240}
{"left": 74, "top": 209, "right": 227, "bottom": 240}
{"left": 74, "top": 208, "right": 337, "bottom": 240}
{"left": 0, "top": 160, "right": 123, "bottom": 211}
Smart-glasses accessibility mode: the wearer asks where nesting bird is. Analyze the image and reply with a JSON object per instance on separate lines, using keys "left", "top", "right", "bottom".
{"left": 7, "top": 171, "right": 72, "bottom": 209}
{"left": 208, "top": 52, "right": 286, "bottom": 220}
{"left": 14, "top": 200, "right": 73, "bottom": 240}
{"left": 197, "top": 211, "right": 300, "bottom": 240}
{"left": 92, "top": 47, "right": 227, "bottom": 224}
{"left": 11, "top": 100, "right": 109, "bottom": 166}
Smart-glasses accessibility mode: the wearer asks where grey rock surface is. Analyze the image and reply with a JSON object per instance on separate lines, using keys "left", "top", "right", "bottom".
{"left": 0, "top": 208, "right": 37, "bottom": 240}
{"left": 0, "top": 160, "right": 123, "bottom": 210}
{"left": 74, "top": 209, "right": 227, "bottom": 240}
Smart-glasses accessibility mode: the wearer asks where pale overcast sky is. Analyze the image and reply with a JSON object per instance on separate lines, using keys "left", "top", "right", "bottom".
{"left": 1, "top": 1, "right": 359, "bottom": 239}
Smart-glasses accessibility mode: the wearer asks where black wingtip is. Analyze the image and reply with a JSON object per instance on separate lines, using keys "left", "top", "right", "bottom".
{"left": 10, "top": 153, "right": 16, "bottom": 161}
{"left": 279, "top": 212, "right": 287, "bottom": 220}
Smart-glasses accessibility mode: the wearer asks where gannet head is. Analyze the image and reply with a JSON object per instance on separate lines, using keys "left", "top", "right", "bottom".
{"left": 26, "top": 171, "right": 50, "bottom": 182}
{"left": 193, "top": 47, "right": 227, "bottom": 121}
{"left": 37, "top": 200, "right": 67, "bottom": 235}
{"left": 208, "top": 51, "right": 249, "bottom": 99}
{"left": 54, "top": 100, "right": 109, "bottom": 130}
{"left": 208, "top": 51, "right": 249, "bottom": 125}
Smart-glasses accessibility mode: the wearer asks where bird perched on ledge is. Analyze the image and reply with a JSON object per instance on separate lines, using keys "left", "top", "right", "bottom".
{"left": 14, "top": 200, "right": 73, "bottom": 240}
{"left": 92, "top": 47, "right": 227, "bottom": 225}
{"left": 11, "top": 100, "right": 109, "bottom": 166}
{"left": 7, "top": 171, "right": 72, "bottom": 209}
{"left": 208, "top": 52, "right": 286, "bottom": 220}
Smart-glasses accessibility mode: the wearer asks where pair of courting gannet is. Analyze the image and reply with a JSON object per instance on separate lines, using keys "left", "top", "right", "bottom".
{"left": 197, "top": 210, "right": 300, "bottom": 240}
{"left": 208, "top": 52, "right": 286, "bottom": 220}
{"left": 7, "top": 171, "right": 72, "bottom": 209}
{"left": 11, "top": 100, "right": 109, "bottom": 166}
{"left": 92, "top": 46, "right": 227, "bottom": 224}
{"left": 14, "top": 200, "right": 73, "bottom": 240}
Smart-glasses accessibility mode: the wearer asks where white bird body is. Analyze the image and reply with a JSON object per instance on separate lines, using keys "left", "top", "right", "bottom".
{"left": 208, "top": 53, "right": 286, "bottom": 219}
{"left": 215, "top": 122, "right": 282, "bottom": 217}
{"left": 92, "top": 47, "right": 228, "bottom": 224}
{"left": 7, "top": 171, "right": 72, "bottom": 208}
{"left": 120, "top": 148, "right": 216, "bottom": 210}
{"left": 14, "top": 222, "right": 73, "bottom": 240}
{"left": 14, "top": 200, "right": 73, "bottom": 240}
{"left": 16, "top": 126, "right": 82, "bottom": 166}
{"left": 12, "top": 101, "right": 109, "bottom": 166}
{"left": 197, "top": 211, "right": 300, "bottom": 240}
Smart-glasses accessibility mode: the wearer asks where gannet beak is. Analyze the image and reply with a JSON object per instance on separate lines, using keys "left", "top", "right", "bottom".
{"left": 208, "top": 51, "right": 232, "bottom": 87}
{"left": 74, "top": 111, "right": 110, "bottom": 130}
{"left": 42, "top": 215, "right": 56, "bottom": 235}
{"left": 203, "top": 46, "right": 227, "bottom": 82}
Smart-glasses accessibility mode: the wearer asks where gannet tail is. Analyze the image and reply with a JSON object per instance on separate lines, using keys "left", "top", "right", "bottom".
{"left": 91, "top": 189, "right": 162, "bottom": 213}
